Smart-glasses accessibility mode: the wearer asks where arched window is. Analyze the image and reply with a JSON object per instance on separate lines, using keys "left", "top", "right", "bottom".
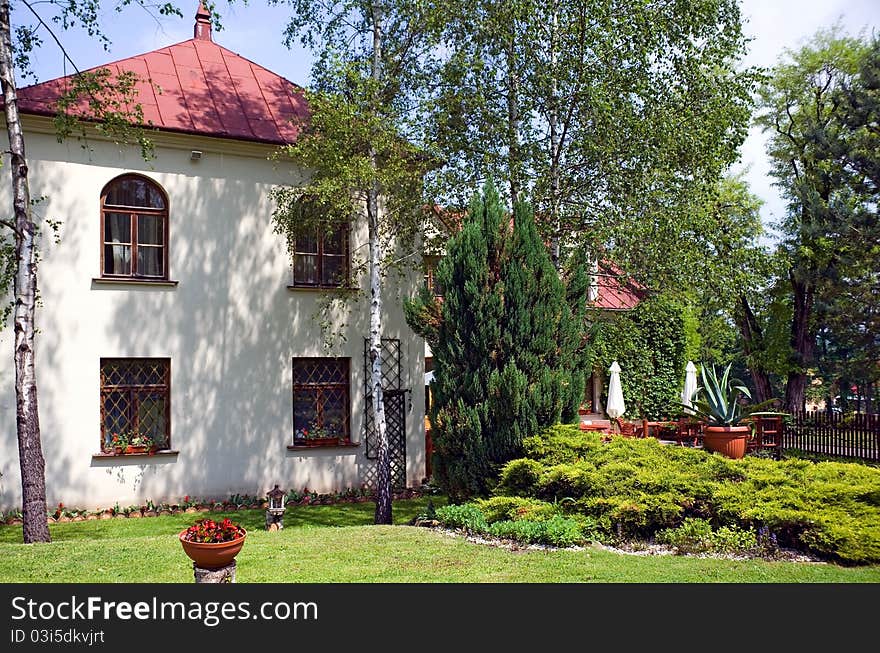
{"left": 101, "top": 175, "right": 168, "bottom": 279}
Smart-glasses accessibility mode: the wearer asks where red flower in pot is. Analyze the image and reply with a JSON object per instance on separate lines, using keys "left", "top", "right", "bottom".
{"left": 179, "top": 517, "right": 247, "bottom": 569}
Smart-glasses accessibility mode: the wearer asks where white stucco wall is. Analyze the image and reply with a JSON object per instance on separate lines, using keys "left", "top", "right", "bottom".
{"left": 0, "top": 118, "right": 426, "bottom": 510}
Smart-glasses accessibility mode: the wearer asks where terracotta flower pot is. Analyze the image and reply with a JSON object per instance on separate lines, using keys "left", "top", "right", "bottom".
{"left": 179, "top": 529, "right": 247, "bottom": 569}
{"left": 702, "top": 425, "right": 751, "bottom": 459}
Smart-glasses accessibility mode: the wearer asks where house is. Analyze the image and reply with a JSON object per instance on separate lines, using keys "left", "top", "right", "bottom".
{"left": 0, "top": 5, "right": 426, "bottom": 510}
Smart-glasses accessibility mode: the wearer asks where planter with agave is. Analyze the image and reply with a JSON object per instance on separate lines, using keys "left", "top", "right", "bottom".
{"left": 684, "top": 363, "right": 784, "bottom": 459}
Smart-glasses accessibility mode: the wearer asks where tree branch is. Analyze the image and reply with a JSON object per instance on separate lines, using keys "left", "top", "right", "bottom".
{"left": 21, "top": 0, "right": 83, "bottom": 76}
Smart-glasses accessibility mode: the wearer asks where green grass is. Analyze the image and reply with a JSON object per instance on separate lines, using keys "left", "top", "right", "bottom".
{"left": 1, "top": 497, "right": 879, "bottom": 583}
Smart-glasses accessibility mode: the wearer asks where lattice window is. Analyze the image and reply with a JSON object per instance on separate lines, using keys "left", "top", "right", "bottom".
{"left": 101, "top": 175, "right": 169, "bottom": 279}
{"left": 293, "top": 358, "right": 350, "bottom": 445}
{"left": 100, "top": 358, "right": 170, "bottom": 453}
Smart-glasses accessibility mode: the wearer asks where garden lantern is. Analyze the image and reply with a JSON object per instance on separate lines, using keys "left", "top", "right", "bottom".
{"left": 265, "top": 484, "right": 286, "bottom": 531}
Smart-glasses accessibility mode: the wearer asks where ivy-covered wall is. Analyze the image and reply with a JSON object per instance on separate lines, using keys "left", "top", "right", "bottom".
{"left": 592, "top": 295, "right": 690, "bottom": 420}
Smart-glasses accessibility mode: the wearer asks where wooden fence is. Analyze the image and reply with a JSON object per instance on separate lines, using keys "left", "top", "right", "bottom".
{"left": 783, "top": 411, "right": 880, "bottom": 463}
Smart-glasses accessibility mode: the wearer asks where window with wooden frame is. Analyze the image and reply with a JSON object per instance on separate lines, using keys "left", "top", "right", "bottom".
{"left": 100, "top": 358, "right": 170, "bottom": 454}
{"left": 423, "top": 255, "right": 444, "bottom": 298}
{"left": 292, "top": 358, "right": 350, "bottom": 446}
{"left": 292, "top": 224, "right": 350, "bottom": 287}
{"left": 101, "top": 175, "right": 168, "bottom": 279}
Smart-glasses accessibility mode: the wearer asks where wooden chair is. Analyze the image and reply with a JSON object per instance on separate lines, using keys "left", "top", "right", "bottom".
{"left": 674, "top": 418, "right": 703, "bottom": 447}
{"left": 614, "top": 418, "right": 643, "bottom": 438}
{"left": 748, "top": 415, "right": 782, "bottom": 457}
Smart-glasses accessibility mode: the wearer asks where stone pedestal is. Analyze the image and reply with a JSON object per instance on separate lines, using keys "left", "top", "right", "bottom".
{"left": 193, "top": 561, "right": 236, "bottom": 583}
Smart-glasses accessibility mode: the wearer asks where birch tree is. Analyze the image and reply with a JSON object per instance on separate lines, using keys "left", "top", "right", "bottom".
{"left": 0, "top": 0, "right": 178, "bottom": 542}
{"left": 269, "top": 0, "right": 440, "bottom": 524}
{"left": 426, "top": 0, "right": 758, "bottom": 287}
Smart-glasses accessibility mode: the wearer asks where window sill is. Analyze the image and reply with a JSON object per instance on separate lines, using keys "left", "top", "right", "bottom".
{"left": 287, "top": 441, "right": 360, "bottom": 451}
{"left": 92, "top": 278, "right": 179, "bottom": 287}
{"left": 92, "top": 450, "right": 179, "bottom": 459}
{"left": 286, "top": 285, "right": 358, "bottom": 292}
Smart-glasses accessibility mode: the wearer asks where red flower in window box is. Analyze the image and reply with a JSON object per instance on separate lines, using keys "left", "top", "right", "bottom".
{"left": 295, "top": 424, "right": 343, "bottom": 446}
{"left": 179, "top": 517, "right": 247, "bottom": 569}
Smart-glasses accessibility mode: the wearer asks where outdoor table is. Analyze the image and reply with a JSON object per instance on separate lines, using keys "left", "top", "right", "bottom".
{"left": 642, "top": 420, "right": 677, "bottom": 439}
{"left": 579, "top": 419, "right": 611, "bottom": 433}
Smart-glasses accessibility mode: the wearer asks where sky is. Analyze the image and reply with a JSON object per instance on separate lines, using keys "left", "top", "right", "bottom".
{"left": 14, "top": 0, "right": 880, "bottom": 233}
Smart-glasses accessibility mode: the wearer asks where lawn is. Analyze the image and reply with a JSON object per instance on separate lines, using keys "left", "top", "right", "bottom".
{"left": 1, "top": 497, "right": 879, "bottom": 583}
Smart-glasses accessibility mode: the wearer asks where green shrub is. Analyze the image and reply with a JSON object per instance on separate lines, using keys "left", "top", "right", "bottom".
{"left": 435, "top": 503, "right": 488, "bottom": 534}
{"left": 476, "top": 496, "right": 557, "bottom": 523}
{"left": 534, "top": 463, "right": 599, "bottom": 500}
{"left": 657, "top": 518, "right": 760, "bottom": 555}
{"left": 495, "top": 459, "right": 544, "bottom": 496}
{"left": 712, "top": 525, "right": 760, "bottom": 554}
{"left": 592, "top": 294, "right": 689, "bottom": 420}
{"left": 522, "top": 424, "right": 604, "bottom": 465}
{"left": 570, "top": 514, "right": 606, "bottom": 543}
{"left": 492, "top": 422, "right": 880, "bottom": 564}
{"left": 540, "top": 514, "right": 584, "bottom": 547}
{"left": 487, "top": 515, "right": 583, "bottom": 547}
{"left": 488, "top": 519, "right": 545, "bottom": 543}
{"left": 656, "top": 518, "right": 715, "bottom": 552}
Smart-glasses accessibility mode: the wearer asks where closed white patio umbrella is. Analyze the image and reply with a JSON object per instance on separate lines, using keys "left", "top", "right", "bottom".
{"left": 682, "top": 361, "right": 698, "bottom": 414}
{"left": 606, "top": 361, "right": 626, "bottom": 419}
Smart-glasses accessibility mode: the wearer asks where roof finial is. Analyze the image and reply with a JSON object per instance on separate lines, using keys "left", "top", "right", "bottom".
{"left": 194, "top": 2, "right": 212, "bottom": 41}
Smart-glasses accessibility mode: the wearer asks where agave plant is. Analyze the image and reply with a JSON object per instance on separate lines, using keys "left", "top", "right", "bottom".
{"left": 686, "top": 363, "right": 781, "bottom": 426}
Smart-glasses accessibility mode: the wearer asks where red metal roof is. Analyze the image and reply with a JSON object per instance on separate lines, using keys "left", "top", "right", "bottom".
{"left": 590, "top": 264, "right": 643, "bottom": 311}
{"left": 14, "top": 9, "right": 308, "bottom": 146}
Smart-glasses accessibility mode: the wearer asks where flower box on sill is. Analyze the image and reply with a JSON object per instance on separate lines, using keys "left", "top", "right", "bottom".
{"left": 124, "top": 445, "right": 157, "bottom": 455}
{"left": 296, "top": 436, "right": 343, "bottom": 447}
{"left": 99, "top": 446, "right": 170, "bottom": 457}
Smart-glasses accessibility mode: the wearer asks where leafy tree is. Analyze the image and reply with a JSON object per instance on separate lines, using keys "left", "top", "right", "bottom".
{"left": 268, "top": 1, "right": 442, "bottom": 523}
{"left": 813, "top": 35, "right": 880, "bottom": 413}
{"left": 425, "top": 0, "right": 759, "bottom": 283}
{"left": 756, "top": 27, "right": 878, "bottom": 413}
{"left": 407, "top": 183, "right": 592, "bottom": 501}
{"left": 689, "top": 175, "right": 786, "bottom": 402}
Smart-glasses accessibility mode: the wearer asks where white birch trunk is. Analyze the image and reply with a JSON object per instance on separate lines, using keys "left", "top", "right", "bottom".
{"left": 370, "top": 2, "right": 392, "bottom": 525}
{"left": 0, "top": 0, "right": 50, "bottom": 543}
{"left": 548, "top": 2, "right": 562, "bottom": 269}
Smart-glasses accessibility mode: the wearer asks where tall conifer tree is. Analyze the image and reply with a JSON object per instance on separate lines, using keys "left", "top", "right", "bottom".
{"left": 408, "top": 183, "right": 592, "bottom": 501}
